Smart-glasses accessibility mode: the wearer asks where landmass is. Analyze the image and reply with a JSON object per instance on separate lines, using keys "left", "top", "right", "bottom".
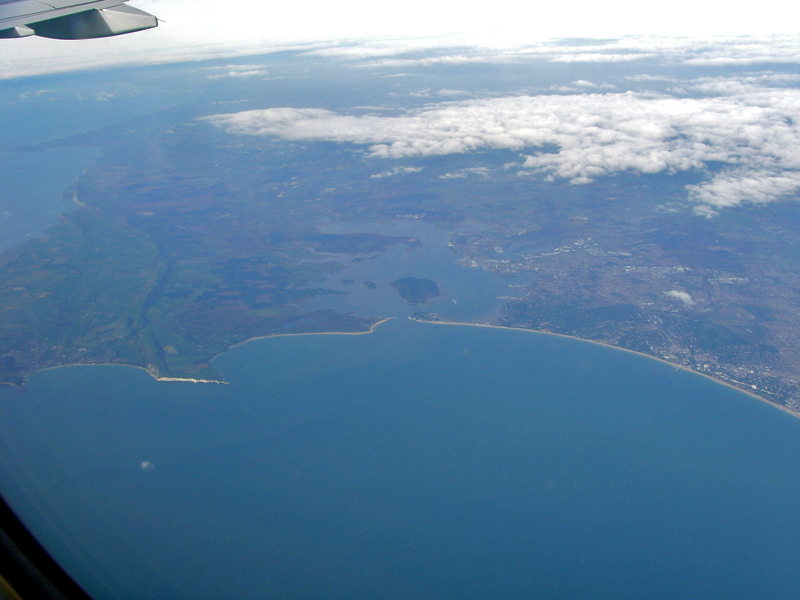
{"left": 391, "top": 277, "right": 441, "bottom": 304}
{"left": 0, "top": 198, "right": 386, "bottom": 384}
{"left": 2, "top": 109, "right": 800, "bottom": 417}
{"left": 443, "top": 201, "right": 800, "bottom": 415}
{"left": 409, "top": 311, "right": 447, "bottom": 322}
{"left": 0, "top": 120, "right": 413, "bottom": 383}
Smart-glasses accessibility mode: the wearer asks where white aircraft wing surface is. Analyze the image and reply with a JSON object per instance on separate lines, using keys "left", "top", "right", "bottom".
{"left": 0, "top": 0, "right": 157, "bottom": 39}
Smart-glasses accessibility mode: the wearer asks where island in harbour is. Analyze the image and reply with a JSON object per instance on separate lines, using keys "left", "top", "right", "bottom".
{"left": 391, "top": 277, "right": 441, "bottom": 305}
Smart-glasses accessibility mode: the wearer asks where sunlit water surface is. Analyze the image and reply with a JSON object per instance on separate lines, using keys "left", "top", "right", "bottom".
{"left": 0, "top": 318, "right": 799, "bottom": 600}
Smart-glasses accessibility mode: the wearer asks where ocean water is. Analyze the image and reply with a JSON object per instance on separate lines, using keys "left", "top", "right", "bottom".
{"left": 0, "top": 318, "right": 799, "bottom": 600}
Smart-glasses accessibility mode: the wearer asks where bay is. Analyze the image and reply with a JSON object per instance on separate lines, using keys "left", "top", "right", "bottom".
{"left": 0, "top": 318, "right": 798, "bottom": 600}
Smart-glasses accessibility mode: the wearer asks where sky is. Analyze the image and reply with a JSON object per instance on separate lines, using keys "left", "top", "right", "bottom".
{"left": 133, "top": 0, "right": 800, "bottom": 43}
{"left": 2, "top": 0, "right": 800, "bottom": 78}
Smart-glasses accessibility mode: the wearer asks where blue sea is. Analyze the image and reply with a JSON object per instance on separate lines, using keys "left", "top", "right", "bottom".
{"left": 0, "top": 317, "right": 798, "bottom": 600}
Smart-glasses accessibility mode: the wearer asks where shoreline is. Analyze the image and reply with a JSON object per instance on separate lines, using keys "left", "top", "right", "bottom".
{"left": 155, "top": 377, "right": 229, "bottom": 384}
{"left": 20, "top": 362, "right": 230, "bottom": 386}
{"left": 218, "top": 317, "right": 395, "bottom": 356}
{"left": 409, "top": 316, "right": 800, "bottom": 420}
{"left": 1, "top": 318, "right": 395, "bottom": 389}
{"left": 5, "top": 315, "right": 798, "bottom": 420}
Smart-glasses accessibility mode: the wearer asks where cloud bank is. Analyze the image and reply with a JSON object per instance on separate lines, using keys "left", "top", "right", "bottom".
{"left": 314, "top": 35, "right": 800, "bottom": 68}
{"left": 5, "top": 32, "right": 800, "bottom": 82}
{"left": 204, "top": 81, "right": 800, "bottom": 214}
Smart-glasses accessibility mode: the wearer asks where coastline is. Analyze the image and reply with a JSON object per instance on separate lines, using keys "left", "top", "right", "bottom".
{"left": 2, "top": 318, "right": 395, "bottom": 389}
{"left": 218, "top": 317, "right": 395, "bottom": 356}
{"left": 408, "top": 316, "right": 800, "bottom": 420}
{"left": 155, "top": 377, "right": 229, "bottom": 384}
{"left": 6, "top": 362, "right": 230, "bottom": 387}
{"left": 6, "top": 314, "right": 797, "bottom": 421}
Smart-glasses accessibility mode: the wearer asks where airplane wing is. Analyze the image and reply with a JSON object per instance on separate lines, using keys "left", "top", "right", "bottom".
{"left": 0, "top": 0, "right": 157, "bottom": 39}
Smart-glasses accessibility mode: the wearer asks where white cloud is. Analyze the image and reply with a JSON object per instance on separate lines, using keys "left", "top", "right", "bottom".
{"left": 208, "top": 64, "right": 268, "bottom": 71}
{"left": 436, "top": 89, "right": 471, "bottom": 96}
{"left": 440, "top": 167, "right": 490, "bottom": 179}
{"left": 551, "top": 52, "right": 656, "bottom": 62}
{"left": 681, "top": 37, "right": 800, "bottom": 65}
{"left": 357, "top": 55, "right": 493, "bottom": 69}
{"left": 207, "top": 69, "right": 269, "bottom": 79}
{"left": 664, "top": 290, "right": 696, "bottom": 305}
{"left": 626, "top": 74, "right": 676, "bottom": 82}
{"left": 21, "top": 89, "right": 53, "bottom": 99}
{"left": 689, "top": 171, "right": 800, "bottom": 216}
{"left": 204, "top": 80, "right": 800, "bottom": 214}
{"left": 323, "top": 35, "right": 800, "bottom": 70}
{"left": 370, "top": 166, "right": 423, "bottom": 178}
{"left": 14, "top": 88, "right": 82, "bottom": 103}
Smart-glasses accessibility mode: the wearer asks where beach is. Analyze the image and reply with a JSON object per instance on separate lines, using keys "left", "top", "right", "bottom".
{"left": 408, "top": 316, "right": 800, "bottom": 420}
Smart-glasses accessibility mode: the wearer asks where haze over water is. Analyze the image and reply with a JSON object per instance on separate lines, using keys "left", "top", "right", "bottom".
{"left": 0, "top": 318, "right": 798, "bottom": 600}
